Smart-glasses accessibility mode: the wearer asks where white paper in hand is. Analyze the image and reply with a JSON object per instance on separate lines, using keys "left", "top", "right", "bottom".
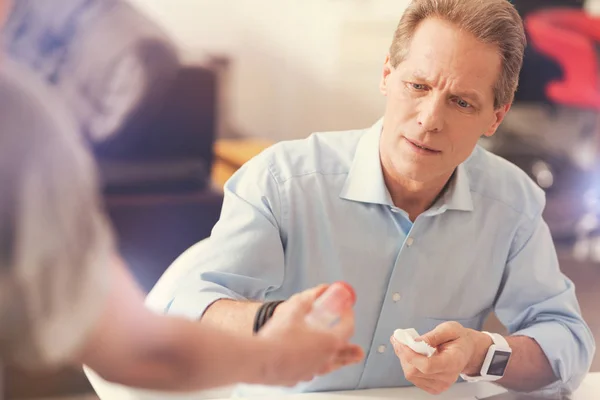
{"left": 393, "top": 328, "right": 436, "bottom": 357}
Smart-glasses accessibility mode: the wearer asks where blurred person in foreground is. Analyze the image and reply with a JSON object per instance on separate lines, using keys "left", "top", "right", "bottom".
{"left": 163, "top": 0, "right": 596, "bottom": 397}
{"left": 0, "top": 0, "right": 363, "bottom": 395}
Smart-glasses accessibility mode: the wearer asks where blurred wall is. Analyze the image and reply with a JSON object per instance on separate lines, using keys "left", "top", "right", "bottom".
{"left": 127, "top": 0, "right": 600, "bottom": 141}
{"left": 126, "top": 0, "right": 408, "bottom": 140}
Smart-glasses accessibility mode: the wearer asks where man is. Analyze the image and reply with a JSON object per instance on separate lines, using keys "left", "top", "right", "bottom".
{"left": 0, "top": 0, "right": 363, "bottom": 396}
{"left": 164, "top": 0, "right": 596, "bottom": 397}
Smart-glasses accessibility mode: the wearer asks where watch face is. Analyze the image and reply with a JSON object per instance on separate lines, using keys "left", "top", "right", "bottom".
{"left": 488, "top": 350, "right": 511, "bottom": 376}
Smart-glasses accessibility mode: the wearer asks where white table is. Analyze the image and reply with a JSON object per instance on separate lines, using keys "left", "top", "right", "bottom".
{"left": 214, "top": 382, "right": 505, "bottom": 400}
{"left": 86, "top": 371, "right": 599, "bottom": 400}
{"left": 210, "top": 373, "right": 600, "bottom": 400}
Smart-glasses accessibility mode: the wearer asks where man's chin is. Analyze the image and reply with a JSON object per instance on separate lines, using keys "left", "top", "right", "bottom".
{"left": 393, "top": 168, "right": 434, "bottom": 184}
{"left": 383, "top": 156, "right": 440, "bottom": 183}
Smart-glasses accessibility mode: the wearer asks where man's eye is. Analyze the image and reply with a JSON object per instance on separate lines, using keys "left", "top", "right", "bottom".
{"left": 411, "top": 83, "right": 426, "bottom": 90}
{"left": 456, "top": 98, "right": 472, "bottom": 109}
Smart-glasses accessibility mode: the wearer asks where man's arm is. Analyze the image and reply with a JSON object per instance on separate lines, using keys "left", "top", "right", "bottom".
{"left": 391, "top": 210, "right": 595, "bottom": 396}
{"left": 78, "top": 255, "right": 262, "bottom": 390}
{"left": 201, "top": 296, "right": 315, "bottom": 336}
{"left": 464, "top": 332, "right": 556, "bottom": 391}
{"left": 79, "top": 255, "right": 362, "bottom": 391}
{"left": 201, "top": 299, "right": 261, "bottom": 334}
{"left": 164, "top": 150, "right": 365, "bottom": 372}
{"left": 501, "top": 336, "right": 557, "bottom": 390}
{"left": 492, "top": 212, "right": 595, "bottom": 393}
{"left": 165, "top": 151, "right": 287, "bottom": 324}
{"left": 74, "top": 253, "right": 259, "bottom": 390}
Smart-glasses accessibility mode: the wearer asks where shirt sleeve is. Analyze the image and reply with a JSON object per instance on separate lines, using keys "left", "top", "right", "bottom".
{"left": 494, "top": 208, "right": 596, "bottom": 394}
{"left": 166, "top": 149, "right": 286, "bottom": 320}
{"left": 0, "top": 70, "right": 114, "bottom": 368}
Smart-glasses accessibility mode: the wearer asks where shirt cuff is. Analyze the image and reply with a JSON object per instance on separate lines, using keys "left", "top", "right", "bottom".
{"left": 165, "top": 289, "right": 244, "bottom": 321}
{"left": 512, "top": 321, "right": 580, "bottom": 395}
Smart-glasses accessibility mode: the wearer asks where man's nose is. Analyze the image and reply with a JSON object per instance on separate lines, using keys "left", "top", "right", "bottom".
{"left": 417, "top": 95, "right": 445, "bottom": 133}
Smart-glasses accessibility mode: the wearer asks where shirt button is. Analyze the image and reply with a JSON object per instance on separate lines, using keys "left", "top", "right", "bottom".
{"left": 406, "top": 237, "right": 414, "bottom": 246}
{"left": 377, "top": 345, "right": 386, "bottom": 354}
{"left": 392, "top": 293, "right": 401, "bottom": 302}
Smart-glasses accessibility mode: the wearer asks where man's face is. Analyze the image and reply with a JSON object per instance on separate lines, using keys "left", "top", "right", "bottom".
{"left": 379, "top": 17, "right": 510, "bottom": 183}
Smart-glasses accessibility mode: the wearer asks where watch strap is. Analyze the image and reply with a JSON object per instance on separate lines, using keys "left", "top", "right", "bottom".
{"left": 483, "top": 331, "right": 510, "bottom": 349}
{"left": 460, "top": 331, "right": 511, "bottom": 382}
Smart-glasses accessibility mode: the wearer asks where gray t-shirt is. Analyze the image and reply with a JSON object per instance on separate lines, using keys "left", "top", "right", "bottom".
{"left": 0, "top": 60, "right": 113, "bottom": 393}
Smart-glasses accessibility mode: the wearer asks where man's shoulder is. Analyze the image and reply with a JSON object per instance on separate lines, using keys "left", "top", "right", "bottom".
{"left": 254, "top": 127, "right": 368, "bottom": 184}
{"left": 465, "top": 145, "right": 546, "bottom": 219}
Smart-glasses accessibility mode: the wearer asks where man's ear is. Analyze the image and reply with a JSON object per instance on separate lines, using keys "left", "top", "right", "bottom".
{"left": 483, "top": 103, "right": 511, "bottom": 137}
{"left": 380, "top": 54, "right": 393, "bottom": 96}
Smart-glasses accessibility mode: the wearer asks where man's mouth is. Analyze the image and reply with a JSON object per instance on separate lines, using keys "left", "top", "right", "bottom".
{"left": 403, "top": 137, "right": 441, "bottom": 154}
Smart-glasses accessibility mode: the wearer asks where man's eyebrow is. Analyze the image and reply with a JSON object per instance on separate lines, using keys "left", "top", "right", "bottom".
{"left": 410, "top": 70, "right": 430, "bottom": 82}
{"left": 407, "top": 70, "right": 484, "bottom": 103}
{"left": 454, "top": 89, "right": 483, "bottom": 103}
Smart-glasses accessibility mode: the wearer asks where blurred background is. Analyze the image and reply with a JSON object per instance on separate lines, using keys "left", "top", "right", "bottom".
{"left": 1, "top": 0, "right": 600, "bottom": 398}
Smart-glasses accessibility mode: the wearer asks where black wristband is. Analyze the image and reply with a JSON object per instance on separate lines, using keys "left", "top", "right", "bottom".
{"left": 253, "top": 303, "right": 269, "bottom": 334}
{"left": 253, "top": 300, "right": 285, "bottom": 334}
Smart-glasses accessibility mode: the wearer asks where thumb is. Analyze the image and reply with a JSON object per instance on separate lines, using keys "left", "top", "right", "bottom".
{"left": 305, "top": 284, "right": 330, "bottom": 302}
{"left": 286, "top": 284, "right": 330, "bottom": 318}
{"left": 417, "top": 321, "right": 462, "bottom": 347}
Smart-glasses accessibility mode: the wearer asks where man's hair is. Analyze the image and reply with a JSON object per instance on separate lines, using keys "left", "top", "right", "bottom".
{"left": 389, "top": 0, "right": 526, "bottom": 108}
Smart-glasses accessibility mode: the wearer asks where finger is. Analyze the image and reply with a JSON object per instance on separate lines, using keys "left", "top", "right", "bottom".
{"left": 283, "top": 297, "right": 314, "bottom": 318}
{"left": 335, "top": 344, "right": 365, "bottom": 365}
{"left": 400, "top": 361, "right": 452, "bottom": 395}
{"left": 304, "top": 284, "right": 330, "bottom": 301}
{"left": 390, "top": 339, "right": 425, "bottom": 366}
{"left": 299, "top": 374, "right": 316, "bottom": 383}
{"left": 390, "top": 336, "right": 406, "bottom": 357}
{"left": 317, "top": 344, "right": 364, "bottom": 375}
{"left": 396, "top": 347, "right": 455, "bottom": 390}
{"left": 413, "top": 351, "right": 458, "bottom": 376}
{"left": 326, "top": 345, "right": 364, "bottom": 371}
{"left": 413, "top": 376, "right": 455, "bottom": 395}
{"left": 391, "top": 338, "right": 450, "bottom": 375}
{"left": 415, "top": 380, "right": 446, "bottom": 396}
{"left": 404, "top": 363, "right": 458, "bottom": 386}
{"left": 329, "top": 308, "right": 355, "bottom": 340}
{"left": 286, "top": 284, "right": 330, "bottom": 317}
{"left": 316, "top": 358, "right": 346, "bottom": 376}
{"left": 284, "top": 371, "right": 318, "bottom": 387}
{"left": 400, "top": 360, "right": 438, "bottom": 386}
{"left": 317, "top": 359, "right": 344, "bottom": 376}
{"left": 417, "top": 321, "right": 462, "bottom": 348}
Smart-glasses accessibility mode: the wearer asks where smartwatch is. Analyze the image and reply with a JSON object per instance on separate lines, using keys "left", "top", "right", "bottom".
{"left": 460, "top": 332, "right": 512, "bottom": 382}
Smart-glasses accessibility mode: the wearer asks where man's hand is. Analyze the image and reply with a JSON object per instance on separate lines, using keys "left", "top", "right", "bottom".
{"left": 255, "top": 285, "right": 364, "bottom": 386}
{"left": 390, "top": 321, "right": 493, "bottom": 395}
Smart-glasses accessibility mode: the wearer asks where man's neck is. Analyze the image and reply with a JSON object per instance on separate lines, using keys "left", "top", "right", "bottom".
{"left": 382, "top": 163, "right": 454, "bottom": 222}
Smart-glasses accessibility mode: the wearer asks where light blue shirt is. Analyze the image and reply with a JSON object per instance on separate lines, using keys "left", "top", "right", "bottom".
{"left": 166, "top": 119, "right": 595, "bottom": 395}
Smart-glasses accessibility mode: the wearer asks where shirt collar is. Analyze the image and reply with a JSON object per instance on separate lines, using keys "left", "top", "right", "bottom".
{"left": 340, "top": 118, "right": 474, "bottom": 212}
{"left": 340, "top": 118, "right": 393, "bottom": 206}
{"left": 426, "top": 162, "right": 474, "bottom": 214}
